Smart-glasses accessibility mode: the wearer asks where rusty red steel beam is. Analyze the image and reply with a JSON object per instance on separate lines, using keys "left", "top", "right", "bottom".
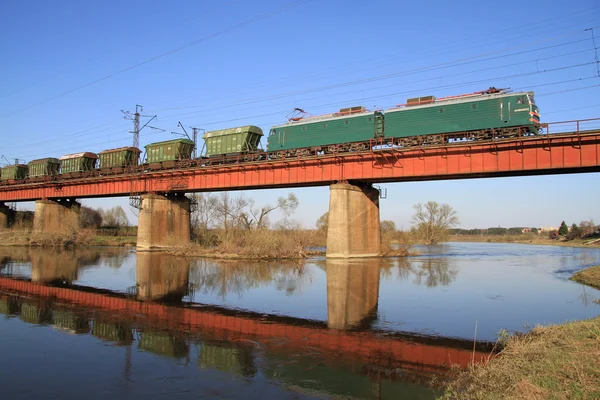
{"left": 1, "top": 131, "right": 599, "bottom": 202}
{"left": 0, "top": 277, "right": 487, "bottom": 370}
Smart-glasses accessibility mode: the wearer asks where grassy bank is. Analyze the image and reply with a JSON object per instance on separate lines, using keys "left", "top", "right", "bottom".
{"left": 570, "top": 265, "right": 600, "bottom": 291}
{"left": 441, "top": 317, "right": 600, "bottom": 400}
{"left": 0, "top": 230, "right": 136, "bottom": 247}
{"left": 448, "top": 234, "right": 600, "bottom": 248}
{"left": 442, "top": 265, "right": 600, "bottom": 399}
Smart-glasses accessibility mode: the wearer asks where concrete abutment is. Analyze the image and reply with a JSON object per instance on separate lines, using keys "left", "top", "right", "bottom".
{"left": 33, "top": 199, "right": 80, "bottom": 234}
{"left": 137, "top": 193, "right": 191, "bottom": 251}
{"left": 326, "top": 183, "right": 381, "bottom": 258}
{"left": 0, "top": 204, "right": 12, "bottom": 230}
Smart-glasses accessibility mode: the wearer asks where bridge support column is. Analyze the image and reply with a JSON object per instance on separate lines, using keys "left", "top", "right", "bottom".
{"left": 0, "top": 204, "right": 12, "bottom": 230}
{"left": 33, "top": 199, "right": 80, "bottom": 234}
{"left": 137, "top": 193, "right": 190, "bottom": 251}
{"left": 326, "top": 183, "right": 380, "bottom": 258}
{"left": 326, "top": 259, "right": 380, "bottom": 330}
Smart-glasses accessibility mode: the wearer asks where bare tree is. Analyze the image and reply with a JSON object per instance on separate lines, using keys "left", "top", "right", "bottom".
{"left": 316, "top": 212, "right": 328, "bottom": 232}
{"left": 214, "top": 192, "right": 250, "bottom": 233}
{"left": 381, "top": 220, "right": 397, "bottom": 234}
{"left": 411, "top": 201, "right": 459, "bottom": 245}
{"left": 249, "top": 193, "right": 299, "bottom": 230}
{"left": 80, "top": 206, "right": 103, "bottom": 228}
{"left": 579, "top": 219, "right": 596, "bottom": 237}
{"left": 100, "top": 206, "right": 129, "bottom": 227}
{"left": 191, "top": 193, "right": 219, "bottom": 234}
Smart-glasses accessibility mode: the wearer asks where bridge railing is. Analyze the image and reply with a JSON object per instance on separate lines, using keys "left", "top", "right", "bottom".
{"left": 543, "top": 118, "right": 600, "bottom": 135}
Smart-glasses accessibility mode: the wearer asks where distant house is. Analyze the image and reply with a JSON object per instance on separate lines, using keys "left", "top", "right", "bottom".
{"left": 539, "top": 226, "right": 558, "bottom": 233}
{"left": 521, "top": 228, "right": 532, "bottom": 233}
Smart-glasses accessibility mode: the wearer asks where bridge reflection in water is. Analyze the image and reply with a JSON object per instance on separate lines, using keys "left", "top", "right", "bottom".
{"left": 0, "top": 248, "right": 493, "bottom": 398}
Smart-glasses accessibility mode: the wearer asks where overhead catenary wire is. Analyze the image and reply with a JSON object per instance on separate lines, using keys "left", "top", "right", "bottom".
{"left": 3, "top": 14, "right": 598, "bottom": 158}
{"left": 0, "top": 0, "right": 313, "bottom": 120}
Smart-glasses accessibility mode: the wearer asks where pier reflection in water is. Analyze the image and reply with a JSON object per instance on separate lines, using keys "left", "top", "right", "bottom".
{"left": 0, "top": 247, "right": 497, "bottom": 399}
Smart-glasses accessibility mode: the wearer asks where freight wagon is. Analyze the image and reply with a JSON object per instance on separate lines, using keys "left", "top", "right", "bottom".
{"left": 203, "top": 125, "right": 263, "bottom": 158}
{"left": 144, "top": 138, "right": 195, "bottom": 169}
{"left": 98, "top": 146, "right": 141, "bottom": 172}
{"left": 0, "top": 164, "right": 28, "bottom": 182}
{"left": 27, "top": 158, "right": 60, "bottom": 181}
{"left": 59, "top": 152, "right": 99, "bottom": 175}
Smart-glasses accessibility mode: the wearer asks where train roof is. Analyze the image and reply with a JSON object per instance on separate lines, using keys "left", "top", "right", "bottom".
{"left": 59, "top": 152, "right": 99, "bottom": 160}
{"left": 271, "top": 108, "right": 378, "bottom": 129}
{"left": 203, "top": 125, "right": 263, "bottom": 138}
{"left": 386, "top": 90, "right": 534, "bottom": 113}
{"left": 27, "top": 157, "right": 60, "bottom": 164}
{"left": 144, "top": 138, "right": 195, "bottom": 148}
{"left": 1, "top": 164, "right": 27, "bottom": 169}
{"left": 98, "top": 146, "right": 141, "bottom": 154}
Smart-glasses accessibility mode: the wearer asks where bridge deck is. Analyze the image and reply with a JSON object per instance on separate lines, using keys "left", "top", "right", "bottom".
{"left": 1, "top": 129, "right": 599, "bottom": 202}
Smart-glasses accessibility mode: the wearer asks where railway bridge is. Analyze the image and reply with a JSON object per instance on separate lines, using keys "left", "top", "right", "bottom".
{"left": 0, "top": 119, "right": 599, "bottom": 257}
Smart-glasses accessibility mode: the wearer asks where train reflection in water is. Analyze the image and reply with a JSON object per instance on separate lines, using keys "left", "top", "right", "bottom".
{"left": 0, "top": 247, "right": 492, "bottom": 399}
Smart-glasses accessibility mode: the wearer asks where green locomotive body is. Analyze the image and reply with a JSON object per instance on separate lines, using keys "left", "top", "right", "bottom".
{"left": 145, "top": 138, "right": 195, "bottom": 164}
{"left": 1, "top": 164, "right": 29, "bottom": 181}
{"left": 98, "top": 146, "right": 141, "bottom": 169}
{"left": 203, "top": 125, "right": 263, "bottom": 157}
{"left": 384, "top": 91, "right": 539, "bottom": 139}
{"left": 28, "top": 158, "right": 60, "bottom": 178}
{"left": 267, "top": 107, "right": 384, "bottom": 153}
{"left": 59, "top": 152, "right": 98, "bottom": 174}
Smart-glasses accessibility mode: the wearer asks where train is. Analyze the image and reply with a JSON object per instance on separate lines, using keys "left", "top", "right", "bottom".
{"left": 0, "top": 87, "right": 540, "bottom": 184}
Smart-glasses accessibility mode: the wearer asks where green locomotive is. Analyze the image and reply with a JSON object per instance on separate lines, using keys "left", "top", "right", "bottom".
{"left": 264, "top": 88, "right": 539, "bottom": 155}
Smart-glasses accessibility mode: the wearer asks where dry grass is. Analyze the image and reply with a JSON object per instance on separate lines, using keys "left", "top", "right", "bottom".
{"left": 441, "top": 317, "right": 600, "bottom": 400}
{"left": 174, "top": 229, "right": 326, "bottom": 259}
{"left": 570, "top": 265, "right": 600, "bottom": 290}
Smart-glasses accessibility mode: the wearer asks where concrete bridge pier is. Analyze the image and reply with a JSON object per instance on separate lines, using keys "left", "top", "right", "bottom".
{"left": 0, "top": 203, "right": 12, "bottom": 230}
{"left": 326, "top": 259, "right": 381, "bottom": 330}
{"left": 33, "top": 199, "right": 80, "bottom": 234}
{"left": 326, "top": 183, "right": 381, "bottom": 258}
{"left": 136, "top": 252, "right": 190, "bottom": 302}
{"left": 137, "top": 193, "right": 191, "bottom": 251}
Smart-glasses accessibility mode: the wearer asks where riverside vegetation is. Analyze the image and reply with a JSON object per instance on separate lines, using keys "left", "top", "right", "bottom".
{"left": 441, "top": 264, "right": 600, "bottom": 400}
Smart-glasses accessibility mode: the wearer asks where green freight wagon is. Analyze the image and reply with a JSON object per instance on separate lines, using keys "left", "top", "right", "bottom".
{"left": 384, "top": 91, "right": 540, "bottom": 139}
{"left": 203, "top": 125, "right": 263, "bottom": 157}
{"left": 98, "top": 146, "right": 141, "bottom": 169}
{"left": 1, "top": 164, "right": 28, "bottom": 181}
{"left": 91, "top": 321, "right": 134, "bottom": 344}
{"left": 0, "top": 297, "right": 19, "bottom": 315}
{"left": 144, "top": 138, "right": 195, "bottom": 163}
{"left": 28, "top": 158, "right": 60, "bottom": 177}
{"left": 267, "top": 107, "right": 384, "bottom": 152}
{"left": 198, "top": 342, "right": 256, "bottom": 377}
{"left": 59, "top": 152, "right": 98, "bottom": 173}
{"left": 19, "top": 302, "right": 52, "bottom": 325}
{"left": 52, "top": 309, "right": 90, "bottom": 334}
{"left": 138, "top": 331, "right": 188, "bottom": 358}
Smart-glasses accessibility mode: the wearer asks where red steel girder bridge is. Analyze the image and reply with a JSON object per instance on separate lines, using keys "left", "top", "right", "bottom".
{"left": 1, "top": 120, "right": 599, "bottom": 202}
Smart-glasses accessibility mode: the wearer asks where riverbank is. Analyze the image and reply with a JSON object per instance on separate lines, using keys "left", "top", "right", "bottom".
{"left": 448, "top": 234, "right": 600, "bottom": 248}
{"left": 570, "top": 265, "right": 600, "bottom": 290}
{"left": 0, "top": 230, "right": 136, "bottom": 247}
{"left": 441, "top": 265, "right": 600, "bottom": 399}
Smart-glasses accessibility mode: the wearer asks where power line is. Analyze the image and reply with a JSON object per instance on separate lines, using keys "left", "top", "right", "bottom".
{"left": 0, "top": 0, "right": 313, "bottom": 120}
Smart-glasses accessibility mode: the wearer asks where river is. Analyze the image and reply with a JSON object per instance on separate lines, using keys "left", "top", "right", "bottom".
{"left": 0, "top": 242, "right": 599, "bottom": 399}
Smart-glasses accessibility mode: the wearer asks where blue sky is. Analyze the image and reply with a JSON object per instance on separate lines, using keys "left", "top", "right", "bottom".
{"left": 1, "top": 0, "right": 599, "bottom": 229}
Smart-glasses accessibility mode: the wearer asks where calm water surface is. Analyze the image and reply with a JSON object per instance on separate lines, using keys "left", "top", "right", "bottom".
{"left": 0, "top": 242, "right": 599, "bottom": 399}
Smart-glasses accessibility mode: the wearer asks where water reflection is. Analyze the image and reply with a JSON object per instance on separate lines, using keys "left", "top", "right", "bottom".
{"left": 188, "top": 259, "right": 311, "bottom": 299}
{"left": 326, "top": 259, "right": 380, "bottom": 330}
{"left": 136, "top": 252, "right": 190, "bottom": 302}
